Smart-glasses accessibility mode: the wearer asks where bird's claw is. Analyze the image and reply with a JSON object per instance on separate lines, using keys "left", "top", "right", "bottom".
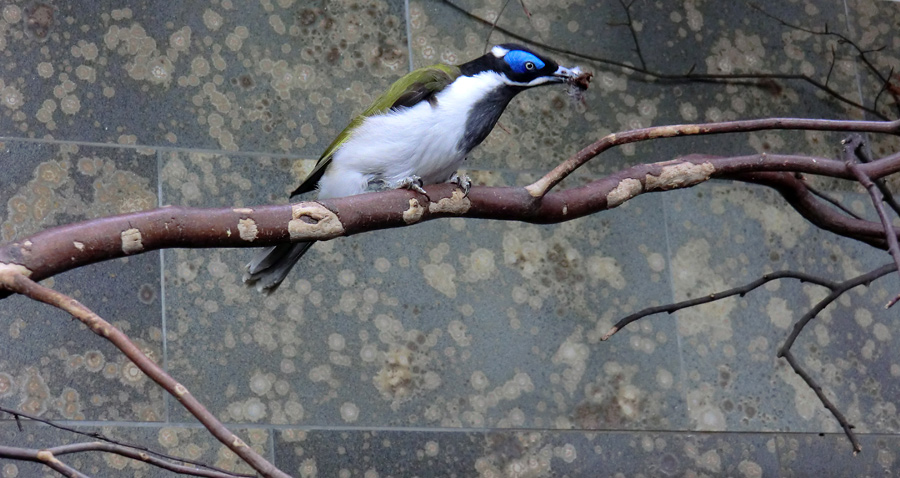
{"left": 450, "top": 173, "right": 472, "bottom": 197}
{"left": 397, "top": 175, "right": 428, "bottom": 195}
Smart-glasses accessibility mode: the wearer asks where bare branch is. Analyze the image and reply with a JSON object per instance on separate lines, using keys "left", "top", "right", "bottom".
{"left": 802, "top": 180, "right": 864, "bottom": 221}
{"left": 526, "top": 117, "right": 900, "bottom": 197}
{"left": 440, "top": 0, "right": 889, "bottom": 119}
{"left": 0, "top": 273, "right": 290, "bottom": 478}
{"left": 3, "top": 118, "right": 900, "bottom": 293}
{"left": 844, "top": 160, "right": 900, "bottom": 306}
{"left": 615, "top": 0, "right": 646, "bottom": 70}
{"left": 778, "top": 264, "right": 896, "bottom": 355}
{"left": 848, "top": 134, "right": 900, "bottom": 217}
{"left": 601, "top": 270, "right": 839, "bottom": 340}
{"left": 0, "top": 406, "right": 253, "bottom": 478}
{"left": 782, "top": 350, "right": 862, "bottom": 454}
{"left": 749, "top": 2, "right": 900, "bottom": 117}
{"left": 604, "top": 261, "right": 894, "bottom": 453}
{"left": 482, "top": 0, "right": 512, "bottom": 54}
{"left": 0, "top": 445, "right": 90, "bottom": 478}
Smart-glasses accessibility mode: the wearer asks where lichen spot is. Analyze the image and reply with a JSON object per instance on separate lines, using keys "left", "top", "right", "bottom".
{"left": 73, "top": 241, "right": 85, "bottom": 251}
{"left": 645, "top": 161, "right": 715, "bottom": 191}
{"left": 288, "top": 203, "right": 344, "bottom": 240}
{"left": 606, "top": 178, "right": 642, "bottom": 208}
{"left": 340, "top": 402, "right": 360, "bottom": 423}
{"left": 120, "top": 228, "right": 144, "bottom": 254}
{"left": 231, "top": 436, "right": 248, "bottom": 448}
{"left": 428, "top": 189, "right": 471, "bottom": 215}
{"left": 174, "top": 383, "right": 188, "bottom": 396}
{"left": 238, "top": 218, "right": 258, "bottom": 241}
{"left": 403, "top": 198, "right": 425, "bottom": 224}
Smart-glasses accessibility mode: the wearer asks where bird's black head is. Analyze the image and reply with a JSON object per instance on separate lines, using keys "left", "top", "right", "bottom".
{"left": 459, "top": 44, "right": 579, "bottom": 88}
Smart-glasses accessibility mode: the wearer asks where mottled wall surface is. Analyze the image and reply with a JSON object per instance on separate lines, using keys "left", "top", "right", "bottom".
{"left": 1, "top": 0, "right": 900, "bottom": 476}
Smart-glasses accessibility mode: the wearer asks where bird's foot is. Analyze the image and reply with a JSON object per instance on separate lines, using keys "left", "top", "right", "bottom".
{"left": 396, "top": 175, "right": 428, "bottom": 195}
{"left": 449, "top": 172, "right": 472, "bottom": 197}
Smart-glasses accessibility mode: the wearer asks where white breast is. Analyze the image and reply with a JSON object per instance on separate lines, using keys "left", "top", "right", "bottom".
{"left": 316, "top": 72, "right": 506, "bottom": 199}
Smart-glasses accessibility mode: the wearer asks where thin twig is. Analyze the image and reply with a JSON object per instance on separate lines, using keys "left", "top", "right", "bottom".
{"left": 874, "top": 66, "right": 895, "bottom": 116}
{"left": 781, "top": 350, "right": 862, "bottom": 454}
{"left": 602, "top": 270, "right": 838, "bottom": 340}
{"left": 850, "top": 135, "right": 900, "bottom": 217}
{"left": 606, "top": 262, "right": 893, "bottom": 454}
{"left": 483, "top": 0, "right": 512, "bottom": 54}
{"left": 844, "top": 160, "right": 900, "bottom": 307}
{"left": 49, "top": 442, "right": 247, "bottom": 478}
{"left": 441, "top": 0, "right": 890, "bottom": 120}
{"left": 0, "top": 445, "right": 91, "bottom": 478}
{"left": 526, "top": 117, "right": 900, "bottom": 198}
{"left": 0, "top": 274, "right": 290, "bottom": 478}
{"left": 517, "top": 0, "right": 531, "bottom": 17}
{"left": 749, "top": 2, "right": 900, "bottom": 117}
{"left": 779, "top": 263, "right": 896, "bottom": 353}
{"left": 825, "top": 44, "right": 836, "bottom": 87}
{"left": 0, "top": 406, "right": 254, "bottom": 478}
{"left": 616, "top": 0, "right": 646, "bottom": 70}
{"left": 802, "top": 180, "right": 864, "bottom": 220}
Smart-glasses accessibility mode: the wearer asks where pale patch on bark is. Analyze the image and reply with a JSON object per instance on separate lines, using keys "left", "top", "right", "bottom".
{"left": 238, "top": 218, "right": 259, "bottom": 241}
{"left": 289, "top": 203, "right": 344, "bottom": 240}
{"left": 402, "top": 198, "right": 425, "bottom": 224}
{"left": 645, "top": 161, "right": 715, "bottom": 191}
{"left": 428, "top": 189, "right": 471, "bottom": 214}
{"left": 606, "top": 178, "right": 643, "bottom": 208}
{"left": 121, "top": 228, "right": 144, "bottom": 254}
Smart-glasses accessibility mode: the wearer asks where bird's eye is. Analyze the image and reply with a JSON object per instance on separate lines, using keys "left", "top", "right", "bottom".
{"left": 524, "top": 61, "right": 535, "bottom": 71}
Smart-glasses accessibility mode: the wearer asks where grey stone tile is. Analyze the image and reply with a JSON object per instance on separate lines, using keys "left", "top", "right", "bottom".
{"left": 161, "top": 150, "right": 685, "bottom": 430}
{"left": 0, "top": 0, "right": 408, "bottom": 155}
{"left": 274, "top": 428, "right": 779, "bottom": 477}
{"left": 666, "top": 181, "right": 900, "bottom": 434}
{"left": 409, "top": 0, "right": 863, "bottom": 182}
{"left": 845, "top": 0, "right": 900, "bottom": 121}
{"left": 0, "top": 140, "right": 162, "bottom": 422}
{"left": 778, "top": 433, "right": 900, "bottom": 476}
{"left": 0, "top": 421, "right": 270, "bottom": 477}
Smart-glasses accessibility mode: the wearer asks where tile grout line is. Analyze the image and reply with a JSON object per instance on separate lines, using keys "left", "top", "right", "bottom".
{"left": 0, "top": 136, "right": 315, "bottom": 161}
{"left": 157, "top": 148, "right": 171, "bottom": 424}
{"left": 841, "top": 0, "right": 867, "bottom": 117}
{"left": 268, "top": 425, "right": 277, "bottom": 469}
{"left": 405, "top": 0, "right": 414, "bottom": 73}
{"left": 4, "top": 418, "right": 895, "bottom": 440}
{"left": 660, "top": 187, "right": 690, "bottom": 430}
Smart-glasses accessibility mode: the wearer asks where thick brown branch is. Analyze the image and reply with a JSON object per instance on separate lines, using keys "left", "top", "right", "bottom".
{"left": 0, "top": 274, "right": 290, "bottom": 478}
{"left": 3, "top": 147, "right": 900, "bottom": 293}
{"left": 730, "top": 171, "right": 894, "bottom": 249}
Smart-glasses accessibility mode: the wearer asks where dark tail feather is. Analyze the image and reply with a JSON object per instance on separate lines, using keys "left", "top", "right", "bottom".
{"left": 243, "top": 241, "right": 315, "bottom": 293}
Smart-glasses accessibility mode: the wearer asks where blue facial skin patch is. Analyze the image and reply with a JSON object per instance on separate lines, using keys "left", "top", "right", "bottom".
{"left": 505, "top": 50, "right": 545, "bottom": 74}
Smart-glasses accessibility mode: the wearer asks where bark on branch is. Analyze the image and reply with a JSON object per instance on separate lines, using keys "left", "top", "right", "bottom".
{"left": 2, "top": 116, "right": 900, "bottom": 293}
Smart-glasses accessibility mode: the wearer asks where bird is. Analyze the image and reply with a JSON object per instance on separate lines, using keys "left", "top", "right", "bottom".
{"left": 244, "top": 43, "right": 583, "bottom": 293}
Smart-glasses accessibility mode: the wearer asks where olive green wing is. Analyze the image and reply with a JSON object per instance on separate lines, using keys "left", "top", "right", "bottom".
{"left": 290, "top": 64, "right": 460, "bottom": 197}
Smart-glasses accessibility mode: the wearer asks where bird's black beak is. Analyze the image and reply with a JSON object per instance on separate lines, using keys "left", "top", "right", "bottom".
{"left": 552, "top": 65, "right": 582, "bottom": 82}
